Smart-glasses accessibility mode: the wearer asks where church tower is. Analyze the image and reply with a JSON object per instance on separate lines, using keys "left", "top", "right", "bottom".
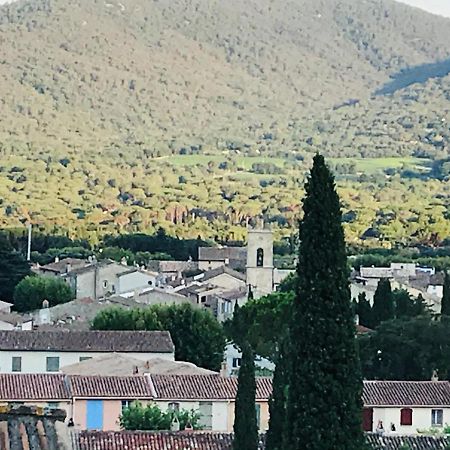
{"left": 246, "top": 222, "right": 274, "bottom": 299}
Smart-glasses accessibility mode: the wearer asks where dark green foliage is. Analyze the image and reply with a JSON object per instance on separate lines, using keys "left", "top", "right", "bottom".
{"left": 103, "top": 229, "right": 210, "bottom": 261}
{"left": 372, "top": 278, "right": 395, "bottom": 327}
{"left": 13, "top": 275, "right": 74, "bottom": 312}
{"left": 120, "top": 402, "right": 201, "bottom": 431}
{"left": 393, "top": 289, "right": 416, "bottom": 318}
{"left": 265, "top": 339, "right": 288, "bottom": 450}
{"left": 357, "top": 292, "right": 374, "bottom": 328}
{"left": 92, "top": 303, "right": 226, "bottom": 370}
{"left": 233, "top": 342, "right": 258, "bottom": 450}
{"left": 442, "top": 272, "right": 450, "bottom": 316}
{"left": 225, "top": 291, "right": 293, "bottom": 360}
{"left": 0, "top": 235, "right": 31, "bottom": 302}
{"left": 285, "top": 155, "right": 363, "bottom": 450}
{"left": 359, "top": 316, "right": 450, "bottom": 380}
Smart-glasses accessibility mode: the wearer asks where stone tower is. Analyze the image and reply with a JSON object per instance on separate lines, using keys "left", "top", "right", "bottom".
{"left": 246, "top": 222, "right": 274, "bottom": 299}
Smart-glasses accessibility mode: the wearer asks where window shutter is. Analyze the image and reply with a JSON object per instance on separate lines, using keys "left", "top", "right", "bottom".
{"left": 400, "top": 408, "right": 413, "bottom": 426}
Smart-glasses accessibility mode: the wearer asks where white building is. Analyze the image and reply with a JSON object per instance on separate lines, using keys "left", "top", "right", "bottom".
{"left": 363, "top": 381, "right": 450, "bottom": 434}
{"left": 64, "top": 261, "right": 157, "bottom": 300}
{"left": 0, "top": 330, "right": 175, "bottom": 373}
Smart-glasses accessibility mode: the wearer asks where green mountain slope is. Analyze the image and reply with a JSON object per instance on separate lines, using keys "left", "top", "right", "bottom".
{"left": 0, "top": 0, "right": 449, "bottom": 154}
{"left": 0, "top": 0, "right": 449, "bottom": 242}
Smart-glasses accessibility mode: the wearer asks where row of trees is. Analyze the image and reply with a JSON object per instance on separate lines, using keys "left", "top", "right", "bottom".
{"left": 355, "top": 281, "right": 428, "bottom": 329}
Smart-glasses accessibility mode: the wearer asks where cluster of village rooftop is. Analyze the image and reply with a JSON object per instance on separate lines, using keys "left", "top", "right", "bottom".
{"left": 1, "top": 226, "right": 449, "bottom": 449}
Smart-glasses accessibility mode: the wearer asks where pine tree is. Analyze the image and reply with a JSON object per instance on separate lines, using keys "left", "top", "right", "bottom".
{"left": 265, "top": 339, "right": 288, "bottom": 450}
{"left": 372, "top": 278, "right": 394, "bottom": 327}
{"left": 357, "top": 292, "right": 373, "bottom": 328}
{"left": 285, "top": 154, "right": 363, "bottom": 450}
{"left": 233, "top": 341, "right": 259, "bottom": 450}
{"left": 441, "top": 272, "right": 450, "bottom": 316}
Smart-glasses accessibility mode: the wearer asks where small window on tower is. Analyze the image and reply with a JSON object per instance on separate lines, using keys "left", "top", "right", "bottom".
{"left": 257, "top": 248, "right": 264, "bottom": 267}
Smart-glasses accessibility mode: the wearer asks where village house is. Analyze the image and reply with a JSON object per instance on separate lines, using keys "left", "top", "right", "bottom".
{"left": 63, "top": 260, "right": 157, "bottom": 300}
{"left": 0, "top": 312, "right": 33, "bottom": 331}
{"left": 36, "top": 257, "right": 90, "bottom": 277}
{"left": 363, "top": 381, "right": 450, "bottom": 434}
{"left": 0, "top": 330, "right": 175, "bottom": 373}
{"left": 0, "top": 373, "right": 271, "bottom": 433}
{"left": 198, "top": 246, "right": 247, "bottom": 271}
{"left": 150, "top": 374, "right": 272, "bottom": 432}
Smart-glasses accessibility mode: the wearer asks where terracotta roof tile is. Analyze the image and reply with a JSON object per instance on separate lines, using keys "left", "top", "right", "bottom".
{"left": 151, "top": 375, "right": 272, "bottom": 400}
{"left": 363, "top": 381, "right": 450, "bottom": 406}
{"left": 0, "top": 406, "right": 70, "bottom": 450}
{"left": 0, "top": 374, "right": 70, "bottom": 400}
{"left": 366, "top": 433, "right": 450, "bottom": 449}
{"left": 69, "top": 375, "right": 154, "bottom": 398}
{"left": 76, "top": 431, "right": 265, "bottom": 450}
{"left": 0, "top": 330, "right": 174, "bottom": 353}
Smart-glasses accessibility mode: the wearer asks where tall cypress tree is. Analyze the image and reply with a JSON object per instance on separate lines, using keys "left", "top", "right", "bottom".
{"left": 233, "top": 341, "right": 259, "bottom": 450}
{"left": 372, "top": 278, "right": 394, "bottom": 327}
{"left": 265, "top": 338, "right": 288, "bottom": 450}
{"left": 441, "top": 272, "right": 450, "bottom": 316}
{"left": 357, "top": 292, "right": 373, "bottom": 328}
{"left": 285, "top": 154, "right": 363, "bottom": 450}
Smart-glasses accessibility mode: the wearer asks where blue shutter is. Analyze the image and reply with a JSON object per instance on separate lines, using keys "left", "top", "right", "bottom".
{"left": 86, "top": 400, "right": 104, "bottom": 430}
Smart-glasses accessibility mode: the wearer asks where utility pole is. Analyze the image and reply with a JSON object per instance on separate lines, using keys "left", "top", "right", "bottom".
{"left": 27, "top": 223, "right": 32, "bottom": 262}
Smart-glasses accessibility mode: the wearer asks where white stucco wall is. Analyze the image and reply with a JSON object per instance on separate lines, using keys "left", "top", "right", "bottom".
{"left": 371, "top": 407, "right": 450, "bottom": 434}
{"left": 0, "top": 320, "right": 33, "bottom": 331}
{"left": 118, "top": 271, "right": 156, "bottom": 294}
{"left": 155, "top": 400, "right": 230, "bottom": 431}
{"left": 0, "top": 351, "right": 174, "bottom": 373}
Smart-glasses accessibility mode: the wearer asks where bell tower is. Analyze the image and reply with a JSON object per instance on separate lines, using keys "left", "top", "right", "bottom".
{"left": 246, "top": 222, "right": 274, "bottom": 299}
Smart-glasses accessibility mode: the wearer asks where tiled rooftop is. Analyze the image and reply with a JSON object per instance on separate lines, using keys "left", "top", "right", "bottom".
{"left": 0, "top": 330, "right": 174, "bottom": 353}
{"left": 0, "top": 374, "right": 70, "bottom": 400}
{"left": 363, "top": 381, "right": 450, "bottom": 406}
{"left": 69, "top": 375, "right": 154, "bottom": 399}
{"left": 75, "top": 431, "right": 264, "bottom": 450}
{"left": 151, "top": 374, "right": 272, "bottom": 400}
{"left": 366, "top": 433, "right": 450, "bottom": 449}
{"left": 74, "top": 431, "right": 450, "bottom": 450}
{"left": 0, "top": 405, "right": 72, "bottom": 450}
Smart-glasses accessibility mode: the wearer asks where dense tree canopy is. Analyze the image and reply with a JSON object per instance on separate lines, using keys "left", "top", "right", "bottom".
{"left": 13, "top": 275, "right": 74, "bottom": 312}
{"left": 92, "top": 303, "right": 226, "bottom": 370}
{"left": 0, "top": 234, "right": 30, "bottom": 302}
{"left": 359, "top": 316, "right": 450, "bottom": 380}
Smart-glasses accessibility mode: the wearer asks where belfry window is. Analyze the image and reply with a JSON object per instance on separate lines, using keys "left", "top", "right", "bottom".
{"left": 257, "top": 248, "right": 264, "bottom": 267}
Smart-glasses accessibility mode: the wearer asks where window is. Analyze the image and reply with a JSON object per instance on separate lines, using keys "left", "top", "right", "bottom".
{"left": 121, "top": 400, "right": 132, "bottom": 412}
{"left": 46, "top": 356, "right": 60, "bottom": 372}
{"left": 256, "top": 248, "right": 264, "bottom": 267}
{"left": 432, "top": 409, "right": 443, "bottom": 427}
{"left": 200, "top": 296, "right": 207, "bottom": 304}
{"left": 198, "top": 402, "right": 212, "bottom": 430}
{"left": 79, "top": 357, "right": 92, "bottom": 362}
{"left": 47, "top": 402, "right": 60, "bottom": 410}
{"left": 168, "top": 402, "right": 180, "bottom": 412}
{"left": 400, "top": 408, "right": 413, "bottom": 426}
{"left": 255, "top": 404, "right": 261, "bottom": 430}
{"left": 103, "top": 280, "right": 108, "bottom": 289}
{"left": 12, "top": 356, "right": 22, "bottom": 372}
{"left": 232, "top": 358, "right": 242, "bottom": 368}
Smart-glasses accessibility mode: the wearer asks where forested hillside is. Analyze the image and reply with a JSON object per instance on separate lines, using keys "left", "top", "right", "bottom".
{"left": 0, "top": 0, "right": 449, "bottom": 243}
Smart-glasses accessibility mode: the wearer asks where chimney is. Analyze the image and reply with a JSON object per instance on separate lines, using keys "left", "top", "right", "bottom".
{"left": 220, "top": 361, "right": 228, "bottom": 378}
{"left": 432, "top": 370, "right": 439, "bottom": 382}
{"left": 184, "top": 421, "right": 193, "bottom": 432}
{"left": 38, "top": 300, "right": 51, "bottom": 325}
{"left": 54, "top": 256, "right": 60, "bottom": 263}
{"left": 65, "top": 263, "right": 72, "bottom": 274}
